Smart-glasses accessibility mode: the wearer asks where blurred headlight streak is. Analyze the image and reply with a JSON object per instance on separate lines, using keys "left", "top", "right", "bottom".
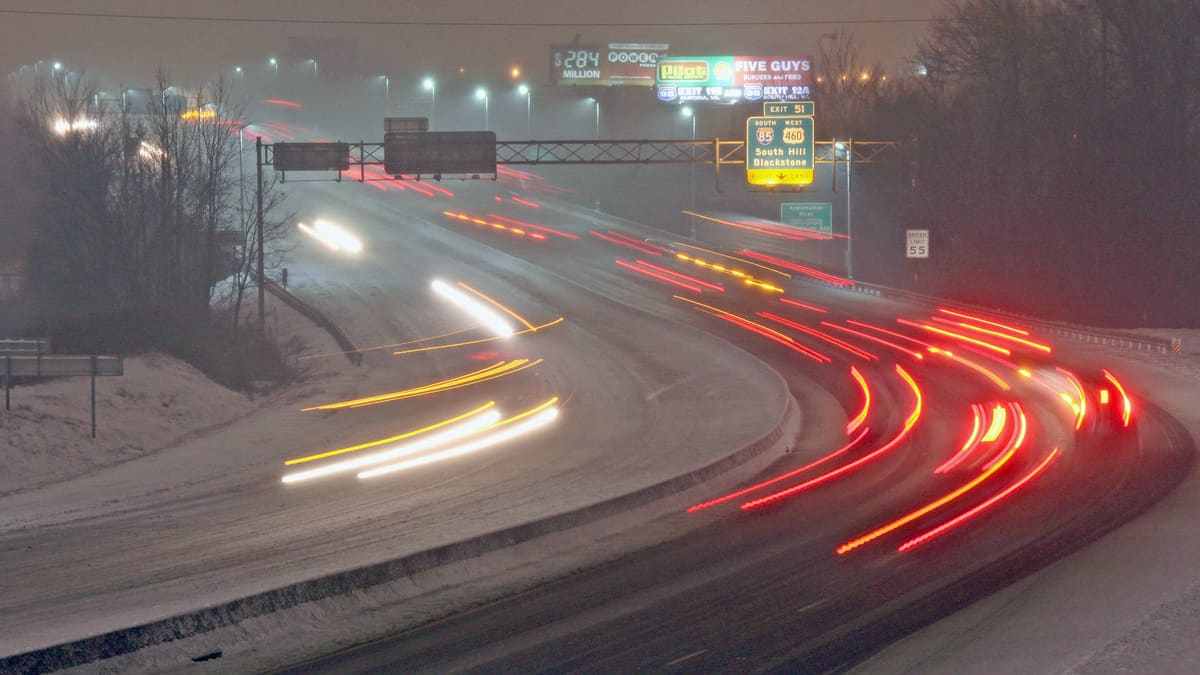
{"left": 983, "top": 403, "right": 1027, "bottom": 471}
{"left": 741, "top": 364, "right": 922, "bottom": 510}
{"left": 358, "top": 403, "right": 559, "bottom": 479}
{"left": 759, "top": 312, "right": 878, "bottom": 361}
{"left": 735, "top": 249, "right": 854, "bottom": 287}
{"left": 981, "top": 404, "right": 1008, "bottom": 442}
{"left": 300, "top": 327, "right": 479, "bottom": 361}
{"left": 930, "top": 316, "right": 1051, "bottom": 353}
{"left": 1103, "top": 370, "right": 1133, "bottom": 426}
{"left": 456, "top": 281, "right": 536, "bottom": 332}
{"left": 687, "top": 427, "right": 870, "bottom": 512}
{"left": 281, "top": 409, "right": 503, "bottom": 483}
{"left": 674, "top": 243, "right": 790, "bottom": 278}
{"left": 848, "top": 366, "right": 871, "bottom": 434}
{"left": 822, "top": 322, "right": 924, "bottom": 360}
{"left": 936, "top": 307, "right": 1030, "bottom": 336}
{"left": 432, "top": 279, "right": 515, "bottom": 337}
{"left": 393, "top": 318, "right": 564, "bottom": 356}
{"left": 616, "top": 259, "right": 704, "bottom": 293}
{"left": 285, "top": 402, "right": 497, "bottom": 466}
{"left": 302, "top": 359, "right": 541, "bottom": 411}
{"left": 780, "top": 297, "right": 828, "bottom": 313}
{"left": 444, "top": 211, "right": 547, "bottom": 240}
{"left": 838, "top": 447, "right": 1017, "bottom": 555}
{"left": 589, "top": 230, "right": 664, "bottom": 256}
{"left": 1056, "top": 367, "right": 1088, "bottom": 430}
{"left": 674, "top": 296, "right": 830, "bottom": 363}
{"left": 935, "top": 404, "right": 986, "bottom": 474}
{"left": 633, "top": 259, "right": 724, "bottom": 292}
{"left": 674, "top": 255, "right": 784, "bottom": 293}
{"left": 511, "top": 196, "right": 540, "bottom": 208}
{"left": 898, "top": 448, "right": 1060, "bottom": 552}
{"left": 898, "top": 319, "right": 1012, "bottom": 357}
{"left": 299, "top": 220, "right": 363, "bottom": 254}
{"left": 52, "top": 116, "right": 99, "bottom": 135}
{"left": 847, "top": 319, "right": 934, "bottom": 349}
{"left": 682, "top": 210, "right": 816, "bottom": 241}
{"left": 486, "top": 213, "right": 578, "bottom": 239}
{"left": 928, "top": 347, "right": 1011, "bottom": 391}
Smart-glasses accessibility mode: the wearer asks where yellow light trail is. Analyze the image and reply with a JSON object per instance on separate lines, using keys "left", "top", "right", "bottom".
{"left": 393, "top": 317, "right": 564, "bottom": 356}
{"left": 672, "top": 241, "right": 791, "bottom": 278}
{"left": 284, "top": 401, "right": 497, "bottom": 466}
{"left": 837, "top": 448, "right": 1016, "bottom": 554}
{"left": 675, "top": 254, "right": 784, "bottom": 293}
{"left": 358, "top": 398, "right": 560, "bottom": 479}
{"left": 281, "top": 408, "right": 503, "bottom": 484}
{"left": 456, "top": 281, "right": 537, "bottom": 332}
{"left": 302, "top": 359, "right": 542, "bottom": 411}
{"left": 299, "top": 326, "right": 480, "bottom": 361}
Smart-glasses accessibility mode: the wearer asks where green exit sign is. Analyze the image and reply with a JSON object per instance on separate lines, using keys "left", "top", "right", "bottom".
{"left": 780, "top": 202, "right": 832, "bottom": 233}
{"left": 764, "top": 101, "right": 814, "bottom": 116}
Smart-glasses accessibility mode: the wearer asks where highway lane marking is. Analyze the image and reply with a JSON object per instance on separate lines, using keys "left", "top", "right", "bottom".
{"left": 664, "top": 649, "right": 708, "bottom": 667}
{"left": 797, "top": 598, "right": 827, "bottom": 613}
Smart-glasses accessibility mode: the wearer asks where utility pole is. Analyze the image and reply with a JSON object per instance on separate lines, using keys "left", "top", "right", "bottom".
{"left": 256, "top": 136, "right": 265, "bottom": 327}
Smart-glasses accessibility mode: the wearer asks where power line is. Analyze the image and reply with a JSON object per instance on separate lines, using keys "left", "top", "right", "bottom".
{"left": 0, "top": 8, "right": 935, "bottom": 28}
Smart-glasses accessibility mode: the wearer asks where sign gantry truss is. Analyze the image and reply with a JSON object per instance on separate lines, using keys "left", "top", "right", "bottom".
{"left": 262, "top": 139, "right": 898, "bottom": 175}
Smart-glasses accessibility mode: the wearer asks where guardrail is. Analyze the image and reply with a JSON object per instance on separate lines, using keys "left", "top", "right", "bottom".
{"left": 840, "top": 281, "right": 1172, "bottom": 354}
{"left": 263, "top": 281, "right": 363, "bottom": 366}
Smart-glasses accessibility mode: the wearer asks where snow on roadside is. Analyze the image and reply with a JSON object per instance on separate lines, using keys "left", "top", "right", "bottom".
{"left": 0, "top": 353, "right": 253, "bottom": 497}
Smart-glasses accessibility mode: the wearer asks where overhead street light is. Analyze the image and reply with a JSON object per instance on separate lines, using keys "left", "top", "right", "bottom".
{"left": 379, "top": 74, "right": 390, "bottom": 115}
{"left": 475, "top": 87, "right": 489, "bottom": 129}
{"left": 422, "top": 76, "right": 436, "bottom": 128}
{"left": 517, "top": 83, "right": 531, "bottom": 138}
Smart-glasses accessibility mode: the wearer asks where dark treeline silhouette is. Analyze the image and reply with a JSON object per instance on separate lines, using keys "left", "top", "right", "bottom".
{"left": 906, "top": 0, "right": 1200, "bottom": 327}
{"left": 7, "top": 69, "right": 294, "bottom": 387}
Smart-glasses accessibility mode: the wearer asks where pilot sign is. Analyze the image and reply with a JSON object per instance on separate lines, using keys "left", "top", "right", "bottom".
{"left": 745, "top": 115, "right": 814, "bottom": 186}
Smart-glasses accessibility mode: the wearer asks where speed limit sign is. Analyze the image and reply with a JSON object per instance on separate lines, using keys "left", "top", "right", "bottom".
{"left": 906, "top": 229, "right": 929, "bottom": 258}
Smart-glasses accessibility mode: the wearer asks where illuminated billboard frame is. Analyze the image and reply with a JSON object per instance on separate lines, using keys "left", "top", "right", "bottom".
{"left": 550, "top": 43, "right": 670, "bottom": 86}
{"left": 655, "top": 55, "right": 814, "bottom": 104}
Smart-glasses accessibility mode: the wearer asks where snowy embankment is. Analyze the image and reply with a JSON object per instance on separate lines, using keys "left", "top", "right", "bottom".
{"left": 0, "top": 354, "right": 252, "bottom": 497}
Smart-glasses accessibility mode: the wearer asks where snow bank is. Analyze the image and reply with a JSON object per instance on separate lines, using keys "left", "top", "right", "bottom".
{"left": 0, "top": 353, "right": 252, "bottom": 497}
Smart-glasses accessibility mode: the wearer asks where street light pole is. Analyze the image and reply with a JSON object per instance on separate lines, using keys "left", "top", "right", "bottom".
{"left": 423, "top": 77, "right": 436, "bottom": 129}
{"left": 592, "top": 97, "right": 600, "bottom": 210}
{"left": 682, "top": 106, "right": 697, "bottom": 238}
{"left": 475, "top": 87, "right": 489, "bottom": 129}
{"left": 519, "top": 84, "right": 531, "bottom": 138}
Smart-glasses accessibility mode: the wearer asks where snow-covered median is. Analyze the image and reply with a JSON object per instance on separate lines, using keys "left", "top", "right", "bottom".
{"left": 0, "top": 353, "right": 252, "bottom": 496}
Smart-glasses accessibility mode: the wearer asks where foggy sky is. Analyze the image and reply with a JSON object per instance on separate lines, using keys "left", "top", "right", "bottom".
{"left": 2, "top": 1, "right": 946, "bottom": 90}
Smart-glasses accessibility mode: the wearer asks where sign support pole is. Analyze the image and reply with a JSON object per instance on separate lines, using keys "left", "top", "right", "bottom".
{"left": 4, "top": 356, "right": 9, "bottom": 411}
{"left": 90, "top": 355, "right": 97, "bottom": 438}
{"left": 846, "top": 138, "right": 854, "bottom": 280}
{"left": 256, "top": 136, "right": 266, "bottom": 328}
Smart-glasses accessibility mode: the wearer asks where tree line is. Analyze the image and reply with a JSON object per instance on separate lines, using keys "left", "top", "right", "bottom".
{"left": 7, "top": 70, "right": 293, "bottom": 385}
{"left": 816, "top": 1, "right": 1200, "bottom": 327}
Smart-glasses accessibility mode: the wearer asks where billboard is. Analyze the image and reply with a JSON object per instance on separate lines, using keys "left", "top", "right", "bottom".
{"left": 656, "top": 55, "right": 814, "bottom": 104}
{"left": 550, "top": 43, "right": 669, "bottom": 86}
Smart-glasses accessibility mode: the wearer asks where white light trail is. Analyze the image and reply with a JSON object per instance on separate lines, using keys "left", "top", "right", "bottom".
{"left": 280, "top": 409, "right": 502, "bottom": 484}
{"left": 315, "top": 219, "right": 363, "bottom": 254}
{"left": 298, "top": 219, "right": 363, "bottom": 254}
{"left": 358, "top": 406, "right": 559, "bottom": 479}
{"left": 431, "top": 279, "right": 514, "bottom": 338}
